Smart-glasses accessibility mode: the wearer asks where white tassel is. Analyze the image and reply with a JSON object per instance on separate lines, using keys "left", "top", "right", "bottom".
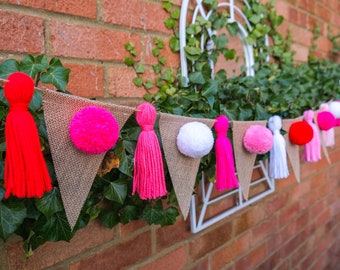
{"left": 268, "top": 115, "right": 289, "bottom": 179}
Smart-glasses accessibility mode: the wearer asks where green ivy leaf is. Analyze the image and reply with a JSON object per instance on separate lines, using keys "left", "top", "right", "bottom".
{"left": 133, "top": 77, "right": 143, "bottom": 87}
{"left": 33, "top": 213, "right": 73, "bottom": 242}
{"left": 19, "top": 55, "right": 48, "bottom": 79}
{"left": 0, "top": 59, "right": 19, "bottom": 79}
{"left": 40, "top": 66, "right": 70, "bottom": 91}
{"left": 103, "top": 180, "right": 128, "bottom": 204}
{"left": 29, "top": 90, "right": 43, "bottom": 111}
{"left": 99, "top": 209, "right": 119, "bottom": 228}
{"left": 124, "top": 57, "right": 135, "bottom": 66}
{"left": 135, "top": 63, "right": 145, "bottom": 74}
{"left": 144, "top": 79, "right": 154, "bottom": 90}
{"left": 0, "top": 201, "right": 27, "bottom": 240}
{"left": 226, "top": 22, "right": 239, "bottom": 37}
{"left": 189, "top": 72, "right": 205, "bottom": 84}
{"left": 215, "top": 34, "right": 228, "bottom": 49}
{"left": 142, "top": 201, "right": 164, "bottom": 224}
{"left": 120, "top": 205, "right": 139, "bottom": 224}
{"left": 159, "top": 207, "right": 179, "bottom": 226}
{"left": 34, "top": 188, "right": 64, "bottom": 218}
{"left": 169, "top": 37, "right": 180, "bottom": 52}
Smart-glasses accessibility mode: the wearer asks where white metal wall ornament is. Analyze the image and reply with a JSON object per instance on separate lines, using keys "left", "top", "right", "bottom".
{"left": 179, "top": 0, "right": 275, "bottom": 233}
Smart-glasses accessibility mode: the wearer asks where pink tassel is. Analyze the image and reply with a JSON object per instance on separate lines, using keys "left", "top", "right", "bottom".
{"left": 213, "top": 116, "right": 239, "bottom": 191}
{"left": 318, "top": 103, "right": 335, "bottom": 147}
{"left": 303, "top": 110, "right": 321, "bottom": 162}
{"left": 133, "top": 102, "right": 167, "bottom": 199}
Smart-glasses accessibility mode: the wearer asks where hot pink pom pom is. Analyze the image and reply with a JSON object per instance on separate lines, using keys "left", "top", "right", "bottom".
{"left": 243, "top": 125, "right": 273, "bottom": 154}
{"left": 317, "top": 111, "right": 336, "bottom": 131}
{"left": 69, "top": 106, "right": 119, "bottom": 155}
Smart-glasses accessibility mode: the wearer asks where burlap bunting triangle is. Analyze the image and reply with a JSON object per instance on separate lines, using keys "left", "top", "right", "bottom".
{"left": 158, "top": 113, "right": 215, "bottom": 219}
{"left": 282, "top": 118, "right": 301, "bottom": 183}
{"left": 40, "top": 88, "right": 135, "bottom": 229}
{"left": 232, "top": 120, "right": 268, "bottom": 200}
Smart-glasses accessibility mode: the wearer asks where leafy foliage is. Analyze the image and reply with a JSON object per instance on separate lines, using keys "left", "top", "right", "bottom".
{"left": 1, "top": 0, "right": 340, "bottom": 256}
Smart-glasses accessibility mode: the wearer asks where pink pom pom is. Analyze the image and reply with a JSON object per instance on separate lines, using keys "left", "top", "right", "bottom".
{"left": 69, "top": 106, "right": 119, "bottom": 155}
{"left": 317, "top": 111, "right": 336, "bottom": 131}
{"left": 243, "top": 125, "right": 273, "bottom": 154}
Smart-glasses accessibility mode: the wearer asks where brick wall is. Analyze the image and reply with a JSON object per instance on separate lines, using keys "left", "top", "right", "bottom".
{"left": 0, "top": 0, "right": 339, "bottom": 269}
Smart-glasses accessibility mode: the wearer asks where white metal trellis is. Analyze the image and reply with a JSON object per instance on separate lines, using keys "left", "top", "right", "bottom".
{"left": 179, "top": 0, "right": 275, "bottom": 233}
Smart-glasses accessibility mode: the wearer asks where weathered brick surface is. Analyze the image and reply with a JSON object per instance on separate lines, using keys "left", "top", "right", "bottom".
{"left": 5, "top": 221, "right": 115, "bottom": 270}
{"left": 0, "top": 11, "right": 44, "bottom": 54}
{"left": 0, "top": 1, "right": 340, "bottom": 269}
{"left": 50, "top": 21, "right": 141, "bottom": 61}
{"left": 69, "top": 231, "right": 152, "bottom": 270}
{"left": 137, "top": 246, "right": 188, "bottom": 270}
{"left": 101, "top": 0, "right": 171, "bottom": 34}
{"left": 65, "top": 63, "right": 104, "bottom": 98}
{"left": 2, "top": 0, "right": 97, "bottom": 18}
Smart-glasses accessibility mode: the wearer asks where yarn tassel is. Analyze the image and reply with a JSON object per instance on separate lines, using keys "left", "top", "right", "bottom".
{"left": 303, "top": 110, "right": 321, "bottom": 162}
{"left": 318, "top": 103, "right": 335, "bottom": 147}
{"left": 213, "top": 115, "right": 239, "bottom": 191}
{"left": 4, "top": 72, "right": 52, "bottom": 198}
{"left": 268, "top": 115, "right": 289, "bottom": 179}
{"left": 133, "top": 102, "right": 167, "bottom": 199}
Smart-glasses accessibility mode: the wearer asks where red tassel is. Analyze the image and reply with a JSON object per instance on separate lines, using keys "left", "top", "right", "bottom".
{"left": 4, "top": 72, "right": 52, "bottom": 198}
{"left": 133, "top": 102, "right": 167, "bottom": 199}
{"left": 214, "top": 115, "right": 239, "bottom": 191}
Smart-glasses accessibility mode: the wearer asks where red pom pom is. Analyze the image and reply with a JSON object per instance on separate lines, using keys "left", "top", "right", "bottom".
{"left": 317, "top": 111, "right": 336, "bottom": 131}
{"left": 289, "top": 121, "right": 313, "bottom": 145}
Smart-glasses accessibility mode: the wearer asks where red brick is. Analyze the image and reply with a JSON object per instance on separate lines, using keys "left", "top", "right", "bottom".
{"left": 189, "top": 222, "right": 233, "bottom": 260}
{"left": 188, "top": 257, "right": 211, "bottom": 270}
{"left": 235, "top": 242, "right": 267, "bottom": 270}
{"left": 65, "top": 63, "right": 104, "bottom": 98}
{"left": 3, "top": 0, "right": 96, "bottom": 18}
{"left": 138, "top": 246, "right": 187, "bottom": 270}
{"left": 251, "top": 217, "right": 278, "bottom": 245}
{"left": 107, "top": 66, "right": 148, "bottom": 98}
{"left": 266, "top": 192, "right": 289, "bottom": 216}
{"left": 0, "top": 11, "right": 44, "bottom": 54}
{"left": 315, "top": 3, "right": 333, "bottom": 22}
{"left": 212, "top": 232, "right": 251, "bottom": 269}
{"left": 6, "top": 221, "right": 116, "bottom": 270}
{"left": 233, "top": 205, "right": 266, "bottom": 236}
{"left": 290, "top": 180, "right": 311, "bottom": 202}
{"left": 50, "top": 21, "right": 141, "bottom": 61}
{"left": 102, "top": 0, "right": 171, "bottom": 34}
{"left": 155, "top": 217, "right": 191, "bottom": 251}
{"left": 278, "top": 201, "right": 300, "bottom": 226}
{"left": 118, "top": 219, "right": 148, "bottom": 238}
{"left": 69, "top": 231, "right": 152, "bottom": 270}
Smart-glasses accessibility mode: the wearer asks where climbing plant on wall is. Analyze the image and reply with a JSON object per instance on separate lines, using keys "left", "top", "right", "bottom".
{"left": 1, "top": 0, "right": 340, "bottom": 257}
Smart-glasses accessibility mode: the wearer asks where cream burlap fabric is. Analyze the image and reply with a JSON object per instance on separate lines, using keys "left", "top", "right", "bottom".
{"left": 40, "top": 88, "right": 134, "bottom": 229}
{"left": 232, "top": 120, "right": 268, "bottom": 200}
{"left": 159, "top": 112, "right": 215, "bottom": 219}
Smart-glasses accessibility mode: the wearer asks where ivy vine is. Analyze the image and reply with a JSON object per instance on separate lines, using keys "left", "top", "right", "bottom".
{"left": 1, "top": 0, "right": 340, "bottom": 257}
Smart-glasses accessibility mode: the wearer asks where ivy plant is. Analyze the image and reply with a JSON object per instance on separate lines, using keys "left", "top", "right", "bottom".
{"left": 0, "top": 54, "right": 179, "bottom": 257}
{"left": 2, "top": 0, "right": 340, "bottom": 257}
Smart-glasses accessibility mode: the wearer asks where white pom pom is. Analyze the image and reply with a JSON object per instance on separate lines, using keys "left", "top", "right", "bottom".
{"left": 177, "top": 121, "right": 214, "bottom": 158}
{"left": 329, "top": 101, "right": 340, "bottom": 118}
